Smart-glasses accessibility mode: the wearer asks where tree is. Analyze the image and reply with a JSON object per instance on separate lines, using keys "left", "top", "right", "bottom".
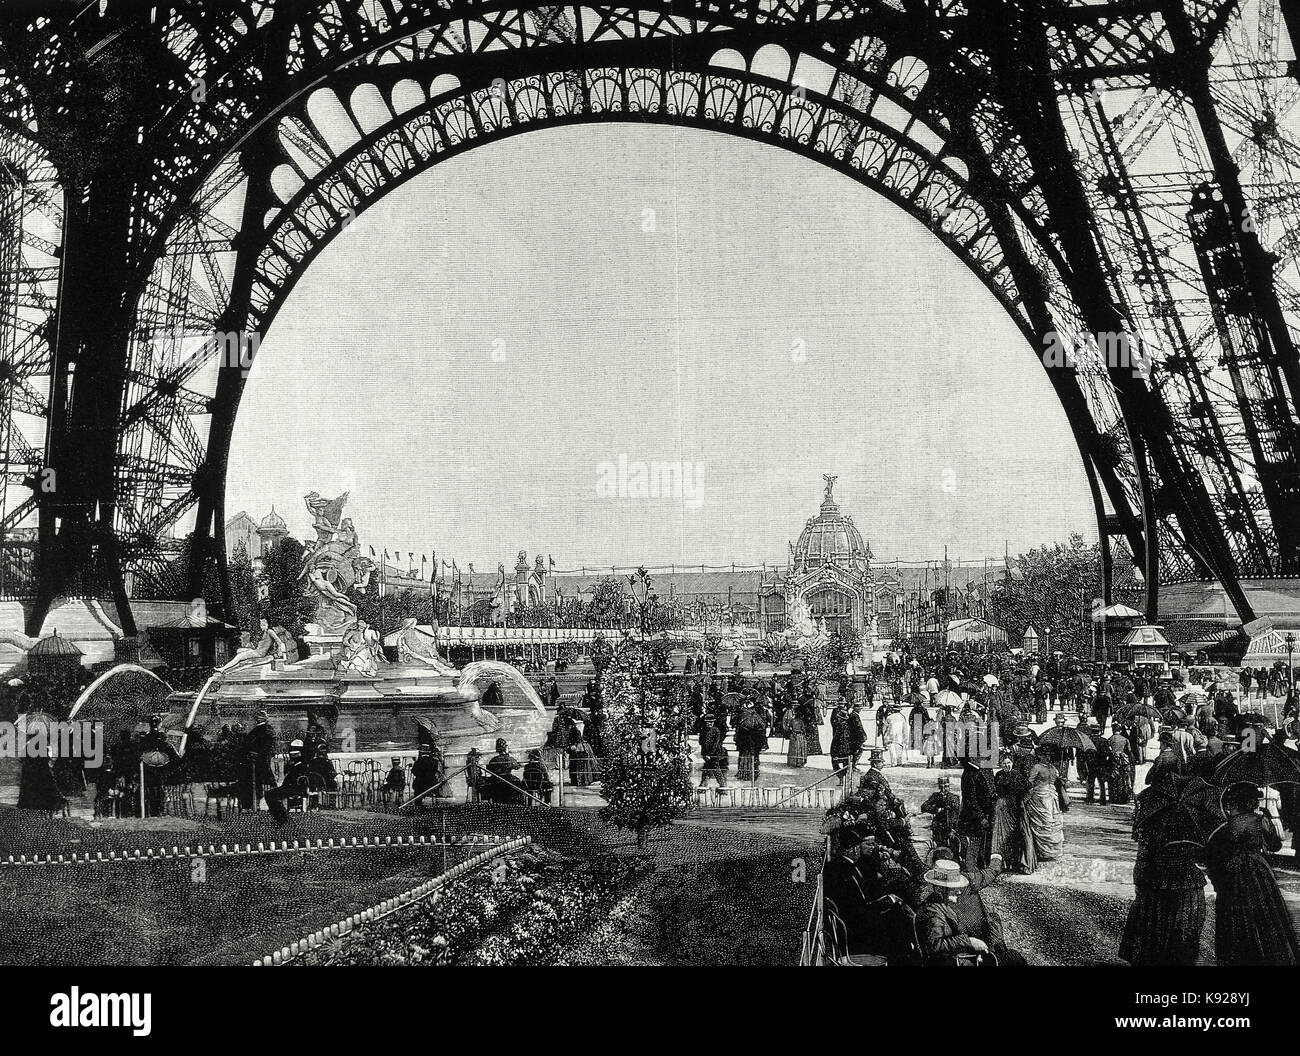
{"left": 511, "top": 601, "right": 559, "bottom": 628}
{"left": 627, "top": 566, "right": 652, "bottom": 634}
{"left": 228, "top": 542, "right": 259, "bottom": 635}
{"left": 256, "top": 536, "right": 314, "bottom": 636}
{"left": 597, "top": 645, "right": 695, "bottom": 849}
{"left": 988, "top": 534, "right": 1142, "bottom": 657}
{"left": 356, "top": 583, "right": 433, "bottom": 637}
{"left": 757, "top": 632, "right": 795, "bottom": 665}
{"left": 584, "top": 577, "right": 628, "bottom": 627}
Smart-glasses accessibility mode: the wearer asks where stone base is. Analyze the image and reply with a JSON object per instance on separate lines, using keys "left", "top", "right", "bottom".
{"left": 302, "top": 632, "right": 346, "bottom": 659}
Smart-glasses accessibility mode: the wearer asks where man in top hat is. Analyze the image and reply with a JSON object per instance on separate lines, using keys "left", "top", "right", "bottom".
{"left": 485, "top": 737, "right": 524, "bottom": 804}
{"left": 412, "top": 730, "right": 447, "bottom": 802}
{"left": 957, "top": 753, "right": 996, "bottom": 868}
{"left": 858, "top": 748, "right": 905, "bottom": 816}
{"left": 1146, "top": 729, "right": 1184, "bottom": 789}
{"left": 240, "top": 708, "right": 278, "bottom": 811}
{"left": 920, "top": 776, "right": 961, "bottom": 853}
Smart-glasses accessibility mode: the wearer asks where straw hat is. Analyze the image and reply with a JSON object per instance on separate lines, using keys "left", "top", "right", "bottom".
{"left": 923, "top": 859, "right": 969, "bottom": 889}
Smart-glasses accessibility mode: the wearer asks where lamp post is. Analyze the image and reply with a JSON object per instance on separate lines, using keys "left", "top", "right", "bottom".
{"left": 1286, "top": 632, "right": 1296, "bottom": 690}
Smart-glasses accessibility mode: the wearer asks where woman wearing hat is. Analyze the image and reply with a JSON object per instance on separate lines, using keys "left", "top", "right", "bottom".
{"left": 1205, "top": 783, "right": 1300, "bottom": 965}
{"left": 991, "top": 752, "right": 1033, "bottom": 873}
{"left": 783, "top": 703, "right": 809, "bottom": 769}
{"left": 1023, "top": 747, "right": 1064, "bottom": 863}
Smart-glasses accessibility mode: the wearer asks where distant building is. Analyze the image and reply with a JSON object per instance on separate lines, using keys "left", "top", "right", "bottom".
{"left": 758, "top": 475, "right": 876, "bottom": 639}
{"left": 225, "top": 511, "right": 258, "bottom": 563}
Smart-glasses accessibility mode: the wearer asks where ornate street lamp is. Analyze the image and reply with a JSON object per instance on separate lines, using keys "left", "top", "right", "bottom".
{"left": 1286, "top": 631, "right": 1296, "bottom": 690}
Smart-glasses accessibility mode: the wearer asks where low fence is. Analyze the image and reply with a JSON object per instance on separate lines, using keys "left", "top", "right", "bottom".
{"left": 255, "top": 835, "right": 532, "bottom": 965}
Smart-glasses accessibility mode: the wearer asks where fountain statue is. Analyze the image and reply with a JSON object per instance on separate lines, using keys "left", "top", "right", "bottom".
{"left": 299, "top": 491, "right": 378, "bottom": 648}
{"left": 124, "top": 490, "right": 550, "bottom": 764}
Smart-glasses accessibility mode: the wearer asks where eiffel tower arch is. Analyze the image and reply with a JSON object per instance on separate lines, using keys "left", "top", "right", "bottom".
{"left": 2, "top": 1, "right": 1299, "bottom": 639}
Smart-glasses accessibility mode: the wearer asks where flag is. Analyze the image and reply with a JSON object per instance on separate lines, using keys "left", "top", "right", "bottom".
{"left": 369, "top": 546, "right": 375, "bottom": 557}
{"left": 549, "top": 554, "right": 555, "bottom": 569}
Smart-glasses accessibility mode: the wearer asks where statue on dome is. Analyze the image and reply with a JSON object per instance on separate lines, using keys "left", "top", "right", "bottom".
{"left": 299, "top": 491, "right": 378, "bottom": 638}
{"left": 822, "top": 473, "right": 838, "bottom": 504}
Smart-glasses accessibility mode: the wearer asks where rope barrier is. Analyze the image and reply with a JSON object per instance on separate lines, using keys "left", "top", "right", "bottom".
{"left": 253, "top": 835, "right": 533, "bottom": 966}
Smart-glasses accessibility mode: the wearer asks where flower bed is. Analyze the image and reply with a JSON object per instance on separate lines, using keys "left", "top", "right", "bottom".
{"left": 303, "top": 854, "right": 648, "bottom": 966}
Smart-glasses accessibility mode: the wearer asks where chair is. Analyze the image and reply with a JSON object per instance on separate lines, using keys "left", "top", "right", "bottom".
{"left": 165, "top": 783, "right": 196, "bottom": 817}
{"left": 204, "top": 784, "right": 239, "bottom": 820}
{"left": 291, "top": 772, "right": 327, "bottom": 813}
{"left": 824, "top": 914, "right": 889, "bottom": 966}
{"left": 322, "top": 770, "right": 365, "bottom": 810}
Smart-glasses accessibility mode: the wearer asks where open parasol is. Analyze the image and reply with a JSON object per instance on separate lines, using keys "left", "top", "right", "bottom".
{"left": 1114, "top": 700, "right": 1164, "bottom": 722}
{"left": 1211, "top": 740, "right": 1300, "bottom": 788}
{"left": 982, "top": 674, "right": 1001, "bottom": 687}
{"left": 1037, "top": 725, "right": 1095, "bottom": 753}
{"left": 1133, "top": 774, "right": 1225, "bottom": 846}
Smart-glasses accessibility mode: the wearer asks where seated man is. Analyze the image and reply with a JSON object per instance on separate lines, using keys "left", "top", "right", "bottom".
{"left": 383, "top": 757, "right": 406, "bottom": 801}
{"left": 263, "top": 740, "right": 316, "bottom": 823}
{"left": 482, "top": 738, "right": 524, "bottom": 804}
{"left": 917, "top": 850, "right": 1028, "bottom": 965}
{"left": 521, "top": 749, "right": 553, "bottom": 805}
{"left": 303, "top": 722, "right": 338, "bottom": 791}
{"left": 823, "top": 833, "right": 926, "bottom": 965}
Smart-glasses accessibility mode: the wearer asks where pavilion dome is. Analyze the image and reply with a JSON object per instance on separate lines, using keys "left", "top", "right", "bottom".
{"left": 257, "top": 507, "right": 288, "bottom": 534}
{"left": 28, "top": 630, "right": 82, "bottom": 657}
{"left": 793, "top": 480, "right": 870, "bottom": 569}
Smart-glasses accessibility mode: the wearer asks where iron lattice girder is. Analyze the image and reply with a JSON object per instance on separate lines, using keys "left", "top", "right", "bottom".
{"left": 0, "top": 0, "right": 1294, "bottom": 627}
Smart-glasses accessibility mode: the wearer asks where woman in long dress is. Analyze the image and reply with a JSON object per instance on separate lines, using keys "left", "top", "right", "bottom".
{"left": 799, "top": 695, "right": 824, "bottom": 757}
{"left": 1024, "top": 750, "right": 1065, "bottom": 862}
{"left": 990, "top": 753, "right": 1033, "bottom": 873}
{"left": 1119, "top": 783, "right": 1207, "bottom": 965}
{"left": 921, "top": 719, "right": 941, "bottom": 768}
{"left": 784, "top": 709, "right": 808, "bottom": 768}
{"left": 1205, "top": 783, "right": 1300, "bottom": 965}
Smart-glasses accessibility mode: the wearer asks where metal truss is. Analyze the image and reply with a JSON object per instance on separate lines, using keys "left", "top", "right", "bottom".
{"left": 0, "top": 0, "right": 1297, "bottom": 632}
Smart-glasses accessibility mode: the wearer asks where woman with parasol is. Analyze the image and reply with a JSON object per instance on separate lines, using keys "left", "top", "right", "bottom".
{"left": 1119, "top": 772, "right": 1215, "bottom": 965}
{"left": 1205, "top": 782, "right": 1300, "bottom": 965}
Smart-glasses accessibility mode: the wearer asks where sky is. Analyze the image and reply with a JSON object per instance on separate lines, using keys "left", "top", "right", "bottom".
{"left": 225, "top": 123, "right": 1096, "bottom": 570}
